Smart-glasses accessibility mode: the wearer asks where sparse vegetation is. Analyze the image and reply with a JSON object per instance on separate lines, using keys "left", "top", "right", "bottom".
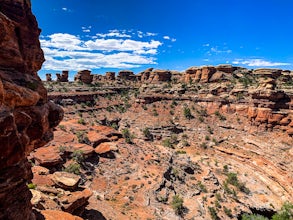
{"left": 64, "top": 162, "right": 81, "bottom": 175}
{"left": 71, "top": 150, "right": 84, "bottom": 163}
{"left": 143, "top": 127, "right": 153, "bottom": 141}
{"left": 241, "top": 202, "right": 293, "bottom": 220}
{"left": 215, "top": 111, "right": 226, "bottom": 121}
{"left": 171, "top": 195, "right": 184, "bottom": 215}
{"left": 27, "top": 183, "right": 36, "bottom": 189}
{"left": 208, "top": 206, "right": 218, "bottom": 220}
{"left": 75, "top": 131, "right": 90, "bottom": 144}
{"left": 183, "top": 106, "right": 193, "bottom": 119}
{"left": 122, "top": 128, "right": 134, "bottom": 144}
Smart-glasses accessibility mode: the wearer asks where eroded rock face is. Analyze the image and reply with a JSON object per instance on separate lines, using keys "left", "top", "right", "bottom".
{"left": 57, "top": 70, "right": 69, "bottom": 82}
{"left": 0, "top": 0, "right": 63, "bottom": 219}
{"left": 74, "top": 70, "right": 93, "bottom": 84}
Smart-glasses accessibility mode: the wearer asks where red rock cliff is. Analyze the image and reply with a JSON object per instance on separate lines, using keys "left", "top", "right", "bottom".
{"left": 0, "top": 0, "right": 63, "bottom": 219}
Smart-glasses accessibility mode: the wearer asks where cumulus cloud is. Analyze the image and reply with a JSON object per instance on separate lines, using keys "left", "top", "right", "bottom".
{"left": 232, "top": 59, "right": 290, "bottom": 67}
{"left": 40, "top": 32, "right": 163, "bottom": 71}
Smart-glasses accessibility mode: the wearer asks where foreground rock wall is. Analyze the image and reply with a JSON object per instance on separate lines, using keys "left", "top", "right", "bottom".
{"left": 0, "top": 0, "right": 63, "bottom": 219}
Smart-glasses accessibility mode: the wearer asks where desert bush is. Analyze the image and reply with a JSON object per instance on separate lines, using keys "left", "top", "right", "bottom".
{"left": 64, "top": 162, "right": 81, "bottom": 175}
{"left": 171, "top": 195, "right": 184, "bottom": 215}
{"left": 183, "top": 107, "right": 193, "bottom": 119}
{"left": 122, "top": 128, "right": 134, "bottom": 144}
{"left": 27, "top": 183, "right": 36, "bottom": 189}
{"left": 143, "top": 127, "right": 153, "bottom": 141}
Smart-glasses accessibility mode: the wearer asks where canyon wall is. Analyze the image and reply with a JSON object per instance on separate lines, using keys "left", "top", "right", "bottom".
{"left": 0, "top": 0, "right": 63, "bottom": 219}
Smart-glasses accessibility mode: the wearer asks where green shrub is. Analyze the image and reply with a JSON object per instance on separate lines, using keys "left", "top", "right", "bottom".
{"left": 197, "top": 181, "right": 208, "bottom": 193}
{"left": 208, "top": 206, "right": 218, "bottom": 220}
{"left": 27, "top": 183, "right": 36, "bottom": 189}
{"left": 241, "top": 213, "right": 268, "bottom": 220}
{"left": 71, "top": 150, "right": 84, "bottom": 163}
{"left": 215, "top": 111, "right": 226, "bottom": 121}
{"left": 183, "top": 107, "right": 193, "bottom": 119}
{"left": 76, "top": 131, "right": 90, "bottom": 144}
{"left": 78, "top": 118, "right": 86, "bottom": 125}
{"left": 162, "top": 138, "right": 173, "bottom": 148}
{"left": 122, "top": 128, "right": 134, "bottom": 144}
{"left": 272, "top": 202, "right": 293, "bottom": 220}
{"left": 171, "top": 195, "right": 184, "bottom": 215}
{"left": 64, "top": 162, "right": 81, "bottom": 175}
{"left": 143, "top": 127, "right": 153, "bottom": 141}
{"left": 224, "top": 206, "right": 233, "bottom": 217}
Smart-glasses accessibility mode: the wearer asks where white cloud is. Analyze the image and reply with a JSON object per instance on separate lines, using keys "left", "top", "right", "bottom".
{"left": 232, "top": 59, "right": 290, "bottom": 67}
{"left": 40, "top": 32, "right": 163, "bottom": 71}
{"left": 163, "top": 36, "right": 176, "bottom": 42}
{"left": 210, "top": 47, "right": 232, "bottom": 54}
{"left": 62, "top": 7, "right": 68, "bottom": 11}
{"left": 146, "top": 32, "right": 157, "bottom": 36}
{"left": 82, "top": 26, "right": 92, "bottom": 33}
{"left": 96, "top": 30, "right": 131, "bottom": 38}
{"left": 203, "top": 43, "right": 210, "bottom": 47}
{"left": 137, "top": 31, "right": 143, "bottom": 38}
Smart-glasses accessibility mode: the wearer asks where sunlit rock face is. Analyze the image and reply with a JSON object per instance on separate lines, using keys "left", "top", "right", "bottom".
{"left": 0, "top": 0, "right": 63, "bottom": 219}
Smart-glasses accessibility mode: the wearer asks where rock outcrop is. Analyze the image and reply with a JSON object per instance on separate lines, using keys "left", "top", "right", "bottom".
{"left": 46, "top": 74, "right": 52, "bottom": 82}
{"left": 105, "top": 71, "right": 115, "bottom": 80}
{"left": 139, "top": 68, "right": 171, "bottom": 83}
{"left": 0, "top": 0, "right": 63, "bottom": 219}
{"left": 74, "top": 70, "right": 93, "bottom": 84}
{"left": 117, "top": 70, "right": 136, "bottom": 81}
{"left": 56, "top": 70, "right": 69, "bottom": 82}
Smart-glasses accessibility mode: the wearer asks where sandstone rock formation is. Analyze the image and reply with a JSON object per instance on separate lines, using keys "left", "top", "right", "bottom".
{"left": 117, "top": 70, "right": 136, "bottom": 81}
{"left": 105, "top": 71, "right": 115, "bottom": 80}
{"left": 40, "top": 65, "right": 293, "bottom": 219}
{"left": 74, "top": 70, "right": 93, "bottom": 84}
{"left": 56, "top": 70, "right": 69, "bottom": 82}
{"left": 46, "top": 74, "right": 52, "bottom": 81}
{"left": 0, "top": 0, "right": 63, "bottom": 219}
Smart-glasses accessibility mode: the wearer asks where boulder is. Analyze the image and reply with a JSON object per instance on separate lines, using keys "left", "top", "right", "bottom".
{"left": 59, "top": 189, "right": 92, "bottom": 214}
{"left": 95, "top": 142, "right": 118, "bottom": 154}
{"left": 51, "top": 171, "right": 80, "bottom": 190}
{"left": 33, "top": 146, "right": 63, "bottom": 167}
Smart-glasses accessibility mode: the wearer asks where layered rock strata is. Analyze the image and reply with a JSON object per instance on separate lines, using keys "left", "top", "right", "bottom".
{"left": 0, "top": 0, "right": 63, "bottom": 219}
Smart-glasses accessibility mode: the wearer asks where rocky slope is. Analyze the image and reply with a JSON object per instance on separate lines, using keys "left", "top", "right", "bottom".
{"left": 37, "top": 66, "right": 293, "bottom": 219}
{"left": 0, "top": 0, "right": 64, "bottom": 219}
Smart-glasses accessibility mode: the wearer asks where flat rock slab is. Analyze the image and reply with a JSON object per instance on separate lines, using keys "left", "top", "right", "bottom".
{"left": 60, "top": 189, "right": 93, "bottom": 214}
{"left": 51, "top": 171, "right": 80, "bottom": 190}
{"left": 33, "top": 146, "right": 62, "bottom": 167}
{"left": 95, "top": 142, "right": 118, "bottom": 154}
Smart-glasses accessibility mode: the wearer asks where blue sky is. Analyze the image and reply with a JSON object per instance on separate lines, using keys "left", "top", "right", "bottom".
{"left": 31, "top": 0, "right": 293, "bottom": 80}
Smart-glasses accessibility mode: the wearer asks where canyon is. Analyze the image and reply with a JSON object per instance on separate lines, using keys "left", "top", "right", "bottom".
{"left": 0, "top": 0, "right": 292, "bottom": 219}
{"left": 37, "top": 64, "right": 293, "bottom": 219}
